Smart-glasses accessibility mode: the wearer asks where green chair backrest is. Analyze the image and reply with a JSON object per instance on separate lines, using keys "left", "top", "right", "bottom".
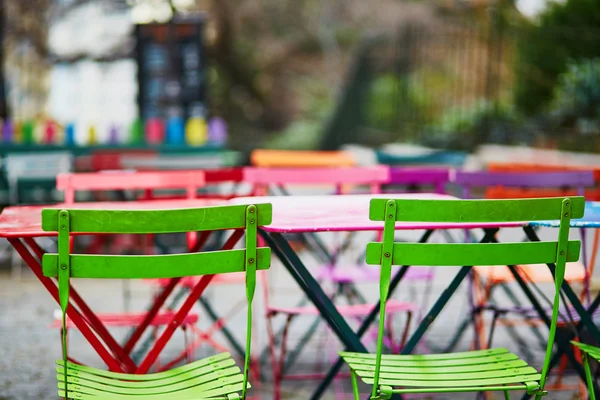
{"left": 41, "top": 203, "right": 272, "bottom": 398}
{"left": 367, "top": 197, "right": 584, "bottom": 398}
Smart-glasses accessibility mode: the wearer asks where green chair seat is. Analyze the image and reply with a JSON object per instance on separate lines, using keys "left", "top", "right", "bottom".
{"left": 56, "top": 353, "right": 247, "bottom": 399}
{"left": 340, "top": 348, "right": 541, "bottom": 393}
{"left": 571, "top": 341, "right": 600, "bottom": 400}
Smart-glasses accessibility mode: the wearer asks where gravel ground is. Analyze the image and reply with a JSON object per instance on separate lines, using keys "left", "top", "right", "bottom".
{"left": 0, "top": 227, "right": 596, "bottom": 400}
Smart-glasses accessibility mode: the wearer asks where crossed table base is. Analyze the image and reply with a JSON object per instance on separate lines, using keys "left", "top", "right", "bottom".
{"left": 0, "top": 199, "right": 242, "bottom": 374}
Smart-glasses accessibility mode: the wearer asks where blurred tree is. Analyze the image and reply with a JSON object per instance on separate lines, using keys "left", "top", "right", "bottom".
{"left": 3, "top": 0, "right": 52, "bottom": 119}
{"left": 514, "top": 0, "right": 600, "bottom": 115}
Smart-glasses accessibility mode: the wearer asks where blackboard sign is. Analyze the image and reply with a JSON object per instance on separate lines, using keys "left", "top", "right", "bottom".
{"left": 135, "top": 17, "right": 206, "bottom": 122}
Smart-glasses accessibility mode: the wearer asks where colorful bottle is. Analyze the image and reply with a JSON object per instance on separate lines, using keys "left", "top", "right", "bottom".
{"left": 64, "top": 123, "right": 76, "bottom": 146}
{"left": 130, "top": 119, "right": 144, "bottom": 144}
{"left": 43, "top": 120, "right": 57, "bottom": 144}
{"left": 21, "top": 120, "right": 34, "bottom": 144}
{"left": 108, "top": 125, "right": 120, "bottom": 144}
{"left": 88, "top": 124, "right": 97, "bottom": 145}
{"left": 145, "top": 118, "right": 164, "bottom": 145}
{"left": 166, "top": 116, "right": 185, "bottom": 145}
{"left": 2, "top": 119, "right": 13, "bottom": 143}
{"left": 185, "top": 117, "right": 207, "bottom": 146}
{"left": 208, "top": 117, "right": 228, "bottom": 146}
{"left": 13, "top": 121, "right": 22, "bottom": 143}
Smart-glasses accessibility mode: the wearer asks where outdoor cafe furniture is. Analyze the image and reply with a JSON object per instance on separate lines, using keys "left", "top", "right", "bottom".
{"left": 230, "top": 193, "right": 538, "bottom": 399}
{"left": 250, "top": 149, "right": 356, "bottom": 168}
{"left": 450, "top": 170, "right": 595, "bottom": 353}
{"left": 42, "top": 203, "right": 271, "bottom": 399}
{"left": 0, "top": 198, "right": 231, "bottom": 374}
{"left": 340, "top": 197, "right": 582, "bottom": 399}
{"left": 243, "top": 166, "right": 427, "bottom": 399}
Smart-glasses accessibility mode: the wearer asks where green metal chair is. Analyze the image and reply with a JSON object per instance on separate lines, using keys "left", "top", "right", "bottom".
{"left": 571, "top": 341, "right": 600, "bottom": 400}
{"left": 41, "top": 203, "right": 272, "bottom": 399}
{"left": 340, "top": 197, "right": 585, "bottom": 399}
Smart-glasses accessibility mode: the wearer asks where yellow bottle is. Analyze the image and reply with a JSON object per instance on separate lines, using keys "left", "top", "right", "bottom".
{"left": 185, "top": 117, "right": 207, "bottom": 146}
{"left": 88, "top": 124, "right": 97, "bottom": 145}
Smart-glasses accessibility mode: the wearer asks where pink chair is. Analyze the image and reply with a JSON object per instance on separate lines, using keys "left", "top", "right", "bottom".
{"left": 244, "top": 166, "right": 422, "bottom": 399}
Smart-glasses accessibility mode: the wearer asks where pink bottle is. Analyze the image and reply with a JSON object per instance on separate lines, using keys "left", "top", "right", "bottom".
{"left": 145, "top": 118, "right": 165, "bottom": 145}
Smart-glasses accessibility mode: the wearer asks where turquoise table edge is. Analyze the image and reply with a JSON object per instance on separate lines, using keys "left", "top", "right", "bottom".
{"left": 530, "top": 201, "right": 600, "bottom": 228}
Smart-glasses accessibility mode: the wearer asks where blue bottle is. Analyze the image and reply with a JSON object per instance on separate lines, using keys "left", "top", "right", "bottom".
{"left": 166, "top": 116, "right": 185, "bottom": 145}
{"left": 64, "top": 123, "right": 76, "bottom": 146}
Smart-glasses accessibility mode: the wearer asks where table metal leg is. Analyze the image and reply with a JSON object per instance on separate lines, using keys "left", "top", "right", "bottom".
{"left": 135, "top": 229, "right": 244, "bottom": 373}
{"left": 506, "top": 265, "right": 588, "bottom": 385}
{"left": 261, "top": 231, "right": 367, "bottom": 353}
{"left": 523, "top": 226, "right": 600, "bottom": 341}
{"left": 520, "top": 294, "right": 600, "bottom": 400}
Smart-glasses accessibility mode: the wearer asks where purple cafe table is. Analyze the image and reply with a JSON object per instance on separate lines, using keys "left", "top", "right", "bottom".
{"left": 232, "top": 193, "right": 525, "bottom": 399}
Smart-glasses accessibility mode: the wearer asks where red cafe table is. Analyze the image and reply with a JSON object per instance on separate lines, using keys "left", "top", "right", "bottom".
{"left": 0, "top": 198, "right": 232, "bottom": 374}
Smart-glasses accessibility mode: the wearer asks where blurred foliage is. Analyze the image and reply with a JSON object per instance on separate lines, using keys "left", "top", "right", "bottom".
{"left": 364, "top": 73, "right": 434, "bottom": 142}
{"left": 513, "top": 0, "right": 600, "bottom": 116}
{"left": 426, "top": 100, "right": 520, "bottom": 149}
{"left": 551, "top": 58, "right": 600, "bottom": 135}
{"left": 265, "top": 77, "right": 334, "bottom": 150}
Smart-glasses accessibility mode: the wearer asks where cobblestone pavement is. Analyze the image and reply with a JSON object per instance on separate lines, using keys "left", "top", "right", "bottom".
{"left": 0, "top": 227, "right": 595, "bottom": 399}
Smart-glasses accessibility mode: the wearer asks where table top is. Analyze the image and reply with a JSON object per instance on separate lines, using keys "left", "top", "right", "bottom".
{"left": 0, "top": 199, "right": 228, "bottom": 238}
{"left": 231, "top": 194, "right": 526, "bottom": 233}
{"left": 530, "top": 201, "right": 600, "bottom": 228}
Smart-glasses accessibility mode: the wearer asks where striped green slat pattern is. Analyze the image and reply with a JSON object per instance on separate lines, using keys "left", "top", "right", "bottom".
{"left": 342, "top": 197, "right": 582, "bottom": 399}
{"left": 42, "top": 203, "right": 272, "bottom": 234}
{"left": 369, "top": 197, "right": 585, "bottom": 222}
{"left": 42, "top": 204, "right": 271, "bottom": 400}
{"left": 366, "top": 241, "right": 581, "bottom": 267}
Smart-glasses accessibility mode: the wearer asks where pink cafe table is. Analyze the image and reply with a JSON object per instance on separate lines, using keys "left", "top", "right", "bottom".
{"left": 231, "top": 193, "right": 526, "bottom": 399}
{"left": 0, "top": 198, "right": 237, "bottom": 374}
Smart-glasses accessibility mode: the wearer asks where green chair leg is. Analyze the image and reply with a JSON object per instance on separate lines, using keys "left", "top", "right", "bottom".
{"left": 504, "top": 389, "right": 511, "bottom": 400}
{"left": 350, "top": 369, "right": 360, "bottom": 400}
{"left": 583, "top": 352, "right": 596, "bottom": 400}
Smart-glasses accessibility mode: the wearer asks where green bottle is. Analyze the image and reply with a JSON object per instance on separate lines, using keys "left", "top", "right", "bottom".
{"left": 130, "top": 119, "right": 144, "bottom": 144}
{"left": 21, "top": 120, "right": 34, "bottom": 144}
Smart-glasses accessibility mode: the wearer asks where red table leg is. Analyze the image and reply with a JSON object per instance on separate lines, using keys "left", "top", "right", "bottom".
{"left": 136, "top": 229, "right": 244, "bottom": 373}
{"left": 124, "top": 230, "right": 213, "bottom": 354}
{"left": 9, "top": 237, "right": 126, "bottom": 372}
{"left": 23, "top": 237, "right": 138, "bottom": 371}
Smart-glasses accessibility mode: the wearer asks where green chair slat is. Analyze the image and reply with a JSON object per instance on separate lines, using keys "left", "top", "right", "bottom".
{"left": 571, "top": 341, "right": 600, "bottom": 360}
{"left": 366, "top": 241, "right": 581, "bottom": 267}
{"left": 342, "top": 347, "right": 508, "bottom": 360}
{"left": 360, "top": 366, "right": 538, "bottom": 381}
{"left": 44, "top": 248, "right": 270, "bottom": 279}
{"left": 343, "top": 359, "right": 528, "bottom": 374}
{"left": 57, "top": 359, "right": 237, "bottom": 389}
{"left": 58, "top": 368, "right": 243, "bottom": 395}
{"left": 342, "top": 352, "right": 519, "bottom": 368}
{"left": 59, "top": 381, "right": 246, "bottom": 399}
{"left": 369, "top": 197, "right": 585, "bottom": 222}
{"left": 344, "top": 197, "right": 581, "bottom": 398}
{"left": 44, "top": 204, "right": 270, "bottom": 399}
{"left": 42, "top": 203, "right": 272, "bottom": 234}
{"left": 368, "top": 375, "right": 541, "bottom": 388}
{"left": 57, "top": 353, "right": 232, "bottom": 381}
